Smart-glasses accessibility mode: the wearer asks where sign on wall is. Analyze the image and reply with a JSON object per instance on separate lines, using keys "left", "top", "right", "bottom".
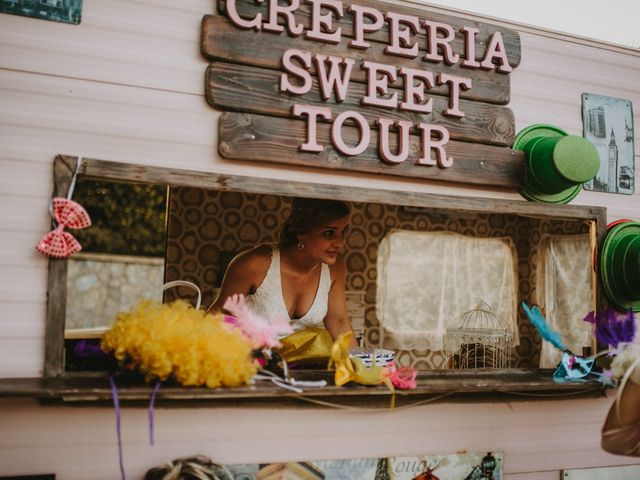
{"left": 0, "top": 0, "right": 82, "bottom": 24}
{"left": 220, "top": 451, "right": 503, "bottom": 479}
{"left": 582, "top": 93, "right": 635, "bottom": 194}
{"left": 201, "top": 0, "right": 524, "bottom": 189}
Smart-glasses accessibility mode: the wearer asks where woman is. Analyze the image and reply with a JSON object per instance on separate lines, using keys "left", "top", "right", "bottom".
{"left": 209, "top": 197, "right": 356, "bottom": 345}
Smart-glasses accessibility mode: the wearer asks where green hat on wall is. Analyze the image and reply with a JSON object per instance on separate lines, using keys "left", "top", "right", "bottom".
{"left": 513, "top": 124, "right": 600, "bottom": 204}
{"left": 600, "top": 220, "right": 640, "bottom": 312}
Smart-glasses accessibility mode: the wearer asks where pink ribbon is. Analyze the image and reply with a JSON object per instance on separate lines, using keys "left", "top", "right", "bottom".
{"left": 36, "top": 197, "right": 91, "bottom": 258}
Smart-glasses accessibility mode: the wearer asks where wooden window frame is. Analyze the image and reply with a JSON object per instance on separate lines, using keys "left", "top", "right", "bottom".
{"left": 34, "top": 154, "right": 609, "bottom": 402}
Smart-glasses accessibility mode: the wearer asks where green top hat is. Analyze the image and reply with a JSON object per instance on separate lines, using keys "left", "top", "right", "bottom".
{"left": 513, "top": 124, "right": 600, "bottom": 204}
{"left": 600, "top": 220, "right": 640, "bottom": 312}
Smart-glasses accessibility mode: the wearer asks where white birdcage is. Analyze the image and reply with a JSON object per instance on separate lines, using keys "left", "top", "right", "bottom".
{"left": 445, "top": 301, "right": 513, "bottom": 369}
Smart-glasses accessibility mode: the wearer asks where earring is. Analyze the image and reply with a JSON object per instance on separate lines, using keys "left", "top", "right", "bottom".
{"left": 297, "top": 240, "right": 304, "bottom": 249}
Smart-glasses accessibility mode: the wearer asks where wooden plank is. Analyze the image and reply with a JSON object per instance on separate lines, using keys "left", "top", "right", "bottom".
{"left": 215, "top": 0, "right": 521, "bottom": 67}
{"left": 0, "top": 370, "right": 605, "bottom": 402}
{"left": 219, "top": 111, "right": 524, "bottom": 188}
{"left": 201, "top": 14, "right": 511, "bottom": 105}
{"left": 206, "top": 62, "right": 516, "bottom": 146}
{"left": 44, "top": 156, "right": 76, "bottom": 377}
{"left": 60, "top": 155, "right": 606, "bottom": 221}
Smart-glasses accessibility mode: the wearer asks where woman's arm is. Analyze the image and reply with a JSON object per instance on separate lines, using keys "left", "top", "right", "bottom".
{"left": 208, "top": 246, "right": 269, "bottom": 313}
{"left": 323, "top": 255, "right": 358, "bottom": 347}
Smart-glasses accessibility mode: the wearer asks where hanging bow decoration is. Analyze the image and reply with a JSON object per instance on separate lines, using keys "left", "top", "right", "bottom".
{"left": 36, "top": 197, "right": 91, "bottom": 258}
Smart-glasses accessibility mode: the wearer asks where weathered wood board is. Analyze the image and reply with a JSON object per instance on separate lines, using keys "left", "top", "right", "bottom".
{"left": 201, "top": 14, "right": 512, "bottom": 105}
{"left": 218, "top": 112, "right": 524, "bottom": 187}
{"left": 206, "top": 62, "right": 516, "bottom": 146}
{"left": 215, "top": 0, "right": 521, "bottom": 69}
{"left": 202, "top": 1, "right": 522, "bottom": 187}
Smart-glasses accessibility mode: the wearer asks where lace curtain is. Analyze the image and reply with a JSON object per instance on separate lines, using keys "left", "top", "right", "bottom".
{"left": 535, "top": 234, "right": 595, "bottom": 368}
{"left": 376, "top": 230, "right": 519, "bottom": 350}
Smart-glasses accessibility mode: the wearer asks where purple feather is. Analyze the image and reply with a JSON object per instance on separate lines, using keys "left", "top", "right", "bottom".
{"left": 582, "top": 308, "right": 637, "bottom": 349}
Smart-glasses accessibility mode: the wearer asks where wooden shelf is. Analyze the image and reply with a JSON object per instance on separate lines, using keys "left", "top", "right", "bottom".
{"left": 0, "top": 369, "right": 606, "bottom": 405}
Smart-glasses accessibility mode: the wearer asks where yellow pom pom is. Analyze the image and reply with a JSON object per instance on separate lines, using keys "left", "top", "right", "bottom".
{"left": 101, "top": 300, "right": 256, "bottom": 387}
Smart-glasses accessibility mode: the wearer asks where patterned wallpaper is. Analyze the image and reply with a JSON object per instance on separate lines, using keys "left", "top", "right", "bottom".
{"left": 166, "top": 188, "right": 589, "bottom": 369}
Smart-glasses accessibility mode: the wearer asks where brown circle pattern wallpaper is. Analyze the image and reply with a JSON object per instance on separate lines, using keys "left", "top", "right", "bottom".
{"left": 165, "top": 187, "right": 588, "bottom": 369}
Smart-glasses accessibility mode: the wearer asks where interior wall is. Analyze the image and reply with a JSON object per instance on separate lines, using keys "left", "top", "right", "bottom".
{"left": 0, "top": 0, "right": 639, "bottom": 478}
{"left": 165, "top": 188, "right": 589, "bottom": 369}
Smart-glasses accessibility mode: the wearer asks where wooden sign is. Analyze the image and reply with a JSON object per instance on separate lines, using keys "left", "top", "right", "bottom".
{"left": 202, "top": 0, "right": 523, "bottom": 188}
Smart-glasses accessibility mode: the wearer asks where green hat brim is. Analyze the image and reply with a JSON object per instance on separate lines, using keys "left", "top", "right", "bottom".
{"left": 600, "top": 221, "right": 640, "bottom": 312}
{"left": 513, "top": 124, "right": 583, "bottom": 204}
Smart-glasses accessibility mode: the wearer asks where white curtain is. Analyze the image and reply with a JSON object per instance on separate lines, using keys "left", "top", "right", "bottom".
{"left": 535, "top": 234, "right": 595, "bottom": 368}
{"left": 377, "top": 230, "right": 519, "bottom": 350}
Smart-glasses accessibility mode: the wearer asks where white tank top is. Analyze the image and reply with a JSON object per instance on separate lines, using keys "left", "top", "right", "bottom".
{"left": 246, "top": 249, "right": 331, "bottom": 331}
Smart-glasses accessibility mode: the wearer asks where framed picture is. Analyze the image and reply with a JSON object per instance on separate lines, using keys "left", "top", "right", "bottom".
{"left": 0, "top": 476, "right": 55, "bottom": 480}
{"left": 221, "top": 451, "right": 503, "bottom": 479}
{"left": 0, "top": 0, "right": 82, "bottom": 25}
{"left": 582, "top": 93, "right": 635, "bottom": 194}
{"left": 564, "top": 464, "right": 640, "bottom": 479}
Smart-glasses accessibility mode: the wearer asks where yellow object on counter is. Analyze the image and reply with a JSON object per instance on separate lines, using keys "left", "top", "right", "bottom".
{"left": 329, "top": 332, "right": 394, "bottom": 406}
{"left": 278, "top": 327, "right": 334, "bottom": 363}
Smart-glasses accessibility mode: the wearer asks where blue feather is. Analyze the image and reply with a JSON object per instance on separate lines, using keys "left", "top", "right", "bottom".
{"left": 521, "top": 302, "right": 568, "bottom": 351}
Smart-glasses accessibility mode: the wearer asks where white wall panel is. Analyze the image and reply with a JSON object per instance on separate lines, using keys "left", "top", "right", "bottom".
{"left": 0, "top": 395, "right": 638, "bottom": 480}
{"left": 0, "top": 0, "right": 210, "bottom": 94}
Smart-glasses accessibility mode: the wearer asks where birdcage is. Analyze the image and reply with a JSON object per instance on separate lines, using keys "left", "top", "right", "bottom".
{"left": 445, "top": 302, "right": 513, "bottom": 369}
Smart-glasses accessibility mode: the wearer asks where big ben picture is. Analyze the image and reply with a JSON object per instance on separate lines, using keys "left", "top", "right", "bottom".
{"left": 583, "top": 93, "right": 635, "bottom": 194}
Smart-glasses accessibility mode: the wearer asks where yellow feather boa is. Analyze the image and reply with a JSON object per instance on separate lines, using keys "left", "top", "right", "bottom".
{"left": 101, "top": 300, "right": 257, "bottom": 388}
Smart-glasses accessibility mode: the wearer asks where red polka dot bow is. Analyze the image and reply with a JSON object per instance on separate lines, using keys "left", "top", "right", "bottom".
{"left": 36, "top": 197, "right": 92, "bottom": 258}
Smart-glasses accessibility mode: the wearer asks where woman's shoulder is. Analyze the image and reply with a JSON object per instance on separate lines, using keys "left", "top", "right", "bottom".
{"left": 229, "top": 244, "right": 275, "bottom": 274}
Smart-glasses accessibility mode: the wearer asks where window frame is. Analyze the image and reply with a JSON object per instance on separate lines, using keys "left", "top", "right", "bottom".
{"left": 40, "top": 155, "right": 608, "bottom": 402}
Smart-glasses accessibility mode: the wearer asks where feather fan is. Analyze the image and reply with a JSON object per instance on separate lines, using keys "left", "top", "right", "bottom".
{"left": 521, "top": 302, "right": 568, "bottom": 351}
{"left": 223, "top": 293, "right": 292, "bottom": 349}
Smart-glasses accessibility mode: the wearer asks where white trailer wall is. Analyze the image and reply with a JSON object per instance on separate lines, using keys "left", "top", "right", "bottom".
{"left": 0, "top": 1, "right": 638, "bottom": 478}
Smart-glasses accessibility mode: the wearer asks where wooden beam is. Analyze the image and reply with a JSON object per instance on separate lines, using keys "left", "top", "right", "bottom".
{"left": 58, "top": 155, "right": 605, "bottom": 222}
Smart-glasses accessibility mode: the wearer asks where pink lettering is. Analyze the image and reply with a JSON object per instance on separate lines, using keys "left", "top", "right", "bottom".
{"left": 480, "top": 31, "right": 513, "bottom": 73}
{"left": 280, "top": 49, "right": 313, "bottom": 95}
{"left": 348, "top": 5, "right": 384, "bottom": 49}
{"left": 293, "top": 104, "right": 332, "bottom": 152}
{"left": 226, "top": 0, "right": 263, "bottom": 30}
{"left": 399, "top": 67, "right": 434, "bottom": 113}
{"left": 423, "top": 20, "right": 459, "bottom": 65}
{"left": 331, "top": 111, "right": 370, "bottom": 156}
{"left": 306, "top": 0, "right": 343, "bottom": 44}
{"left": 263, "top": 0, "right": 303, "bottom": 35}
{"left": 460, "top": 26, "right": 481, "bottom": 68}
{"left": 438, "top": 73, "right": 471, "bottom": 118}
{"left": 377, "top": 118, "right": 412, "bottom": 163}
{"left": 361, "top": 61, "right": 397, "bottom": 109}
{"left": 314, "top": 54, "right": 354, "bottom": 101}
{"left": 385, "top": 12, "right": 420, "bottom": 58}
{"left": 416, "top": 123, "right": 452, "bottom": 167}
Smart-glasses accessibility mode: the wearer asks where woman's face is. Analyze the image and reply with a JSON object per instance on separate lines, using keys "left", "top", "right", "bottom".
{"left": 298, "top": 215, "right": 350, "bottom": 265}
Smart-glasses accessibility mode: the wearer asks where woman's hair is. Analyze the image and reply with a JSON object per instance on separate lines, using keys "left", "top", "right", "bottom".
{"left": 144, "top": 455, "right": 233, "bottom": 480}
{"left": 279, "top": 197, "right": 350, "bottom": 248}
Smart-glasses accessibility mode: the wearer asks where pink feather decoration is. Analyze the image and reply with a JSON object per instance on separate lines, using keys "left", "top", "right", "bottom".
{"left": 223, "top": 294, "right": 293, "bottom": 349}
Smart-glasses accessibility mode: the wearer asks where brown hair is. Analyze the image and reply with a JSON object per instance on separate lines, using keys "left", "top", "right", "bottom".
{"left": 279, "top": 197, "right": 350, "bottom": 248}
